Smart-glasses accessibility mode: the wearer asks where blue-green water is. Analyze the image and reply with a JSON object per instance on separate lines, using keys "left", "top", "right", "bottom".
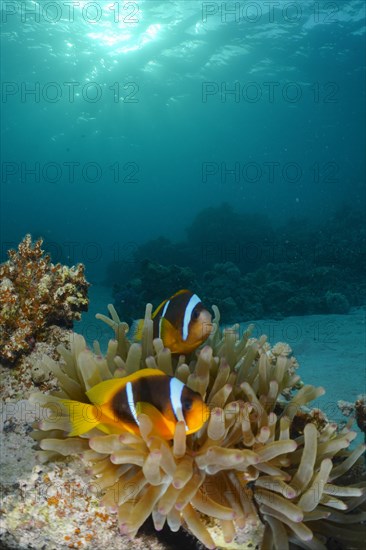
{"left": 1, "top": 2, "right": 365, "bottom": 427}
{"left": 1, "top": 0, "right": 365, "bottom": 279}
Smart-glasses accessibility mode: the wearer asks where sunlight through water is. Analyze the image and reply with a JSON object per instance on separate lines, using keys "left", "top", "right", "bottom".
{"left": 68, "top": 0, "right": 161, "bottom": 54}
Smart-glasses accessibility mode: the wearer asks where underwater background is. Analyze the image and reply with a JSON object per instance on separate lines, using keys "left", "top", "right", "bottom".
{"left": 1, "top": 1, "right": 365, "bottom": 425}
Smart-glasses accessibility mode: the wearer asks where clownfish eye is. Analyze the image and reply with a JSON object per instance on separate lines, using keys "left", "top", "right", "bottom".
{"left": 182, "top": 398, "right": 193, "bottom": 411}
{"left": 192, "top": 309, "right": 199, "bottom": 320}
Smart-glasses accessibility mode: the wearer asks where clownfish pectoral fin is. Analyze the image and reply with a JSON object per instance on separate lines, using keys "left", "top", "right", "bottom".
{"left": 95, "top": 423, "right": 124, "bottom": 435}
{"left": 135, "top": 401, "right": 176, "bottom": 439}
{"left": 130, "top": 319, "right": 144, "bottom": 342}
{"left": 159, "top": 317, "right": 180, "bottom": 348}
{"left": 58, "top": 399, "right": 101, "bottom": 436}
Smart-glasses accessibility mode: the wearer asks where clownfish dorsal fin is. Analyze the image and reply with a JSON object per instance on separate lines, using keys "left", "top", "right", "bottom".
{"left": 86, "top": 368, "right": 166, "bottom": 406}
{"left": 172, "top": 289, "right": 191, "bottom": 297}
{"left": 123, "top": 367, "right": 166, "bottom": 382}
{"left": 86, "top": 378, "right": 127, "bottom": 406}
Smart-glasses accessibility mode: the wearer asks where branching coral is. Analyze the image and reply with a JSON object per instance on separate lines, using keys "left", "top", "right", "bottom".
{"left": 0, "top": 235, "right": 89, "bottom": 366}
{"left": 30, "top": 304, "right": 366, "bottom": 549}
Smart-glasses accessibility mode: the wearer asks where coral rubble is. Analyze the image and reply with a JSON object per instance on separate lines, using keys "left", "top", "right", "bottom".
{"left": 30, "top": 303, "right": 366, "bottom": 549}
{"left": 0, "top": 235, "right": 89, "bottom": 366}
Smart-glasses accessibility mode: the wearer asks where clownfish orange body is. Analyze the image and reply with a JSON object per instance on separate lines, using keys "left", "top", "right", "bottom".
{"left": 132, "top": 289, "right": 213, "bottom": 354}
{"left": 59, "top": 368, "right": 209, "bottom": 440}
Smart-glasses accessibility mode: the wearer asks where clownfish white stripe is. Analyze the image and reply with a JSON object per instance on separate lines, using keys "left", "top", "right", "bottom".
{"left": 161, "top": 300, "right": 170, "bottom": 317}
{"left": 126, "top": 381, "right": 139, "bottom": 425}
{"left": 159, "top": 299, "right": 171, "bottom": 338}
{"left": 169, "top": 377, "right": 187, "bottom": 430}
{"left": 182, "top": 293, "right": 201, "bottom": 341}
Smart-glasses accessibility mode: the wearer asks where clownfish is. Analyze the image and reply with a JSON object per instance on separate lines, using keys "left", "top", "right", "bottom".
{"left": 59, "top": 368, "right": 209, "bottom": 440}
{"left": 132, "top": 289, "right": 213, "bottom": 354}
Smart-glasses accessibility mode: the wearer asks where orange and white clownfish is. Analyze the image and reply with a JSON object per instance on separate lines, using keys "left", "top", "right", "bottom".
{"left": 59, "top": 368, "right": 209, "bottom": 440}
{"left": 132, "top": 289, "right": 213, "bottom": 354}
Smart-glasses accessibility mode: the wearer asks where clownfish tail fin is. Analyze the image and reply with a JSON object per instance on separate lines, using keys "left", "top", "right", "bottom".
{"left": 130, "top": 319, "right": 144, "bottom": 342}
{"left": 59, "top": 399, "right": 101, "bottom": 436}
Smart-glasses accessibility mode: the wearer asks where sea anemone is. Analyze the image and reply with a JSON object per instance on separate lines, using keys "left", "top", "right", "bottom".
{"left": 30, "top": 304, "right": 366, "bottom": 549}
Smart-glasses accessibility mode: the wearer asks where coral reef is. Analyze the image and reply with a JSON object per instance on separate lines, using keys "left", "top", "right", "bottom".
{"left": 0, "top": 235, "right": 89, "bottom": 366}
{"left": 112, "top": 261, "right": 197, "bottom": 322}
{"left": 108, "top": 204, "right": 366, "bottom": 323}
{"left": 185, "top": 203, "right": 274, "bottom": 273}
{"left": 30, "top": 303, "right": 366, "bottom": 549}
{"left": 325, "top": 291, "right": 351, "bottom": 314}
